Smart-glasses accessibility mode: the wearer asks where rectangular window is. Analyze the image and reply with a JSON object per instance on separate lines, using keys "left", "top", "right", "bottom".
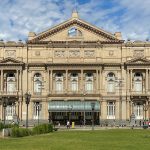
{"left": 85, "top": 81, "right": 93, "bottom": 92}
{"left": 134, "top": 104, "right": 143, "bottom": 119}
{"left": 71, "top": 81, "right": 78, "bottom": 92}
{"left": 107, "top": 101, "right": 115, "bottom": 119}
{"left": 33, "top": 102, "right": 42, "bottom": 120}
{"left": 56, "top": 81, "right": 63, "bottom": 92}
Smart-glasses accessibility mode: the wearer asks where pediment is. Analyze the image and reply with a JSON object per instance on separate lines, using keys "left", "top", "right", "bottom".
{"left": 0, "top": 57, "right": 24, "bottom": 65}
{"left": 125, "top": 57, "right": 150, "bottom": 65}
{"left": 28, "top": 17, "right": 122, "bottom": 44}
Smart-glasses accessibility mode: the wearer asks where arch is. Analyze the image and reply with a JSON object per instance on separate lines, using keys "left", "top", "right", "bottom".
{"left": 70, "top": 73, "right": 78, "bottom": 92}
{"left": 6, "top": 72, "right": 16, "bottom": 93}
{"left": 133, "top": 72, "right": 143, "bottom": 93}
{"left": 85, "top": 73, "right": 93, "bottom": 92}
{"left": 34, "top": 73, "right": 42, "bottom": 94}
{"left": 55, "top": 73, "right": 63, "bottom": 92}
{"left": 107, "top": 72, "right": 115, "bottom": 92}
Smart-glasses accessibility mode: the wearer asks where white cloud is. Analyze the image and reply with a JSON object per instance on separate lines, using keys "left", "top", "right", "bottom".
{"left": 0, "top": 0, "right": 149, "bottom": 41}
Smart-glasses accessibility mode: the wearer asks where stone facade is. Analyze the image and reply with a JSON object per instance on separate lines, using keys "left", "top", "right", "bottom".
{"left": 0, "top": 12, "right": 150, "bottom": 126}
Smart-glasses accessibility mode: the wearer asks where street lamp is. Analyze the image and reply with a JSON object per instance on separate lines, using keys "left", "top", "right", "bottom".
{"left": 91, "top": 102, "right": 95, "bottom": 130}
{"left": 68, "top": 105, "right": 73, "bottom": 126}
{"left": 24, "top": 92, "right": 31, "bottom": 128}
{"left": 143, "top": 103, "right": 149, "bottom": 125}
{"left": 2, "top": 97, "right": 8, "bottom": 126}
{"left": 36, "top": 103, "right": 42, "bottom": 125}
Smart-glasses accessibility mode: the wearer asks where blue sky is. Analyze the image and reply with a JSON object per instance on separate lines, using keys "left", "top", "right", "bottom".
{"left": 0, "top": 0, "right": 150, "bottom": 41}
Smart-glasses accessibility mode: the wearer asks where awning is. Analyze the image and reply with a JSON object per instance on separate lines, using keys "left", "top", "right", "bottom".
{"left": 48, "top": 100, "right": 100, "bottom": 112}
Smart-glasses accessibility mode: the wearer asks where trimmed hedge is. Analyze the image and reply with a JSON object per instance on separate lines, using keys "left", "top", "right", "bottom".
{"left": 11, "top": 127, "right": 32, "bottom": 137}
{"left": 33, "top": 123, "right": 53, "bottom": 135}
{"left": 10, "top": 123, "right": 53, "bottom": 137}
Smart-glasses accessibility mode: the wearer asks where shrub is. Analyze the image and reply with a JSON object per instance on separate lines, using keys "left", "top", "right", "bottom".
{"left": 0, "top": 122, "right": 19, "bottom": 131}
{"left": 0, "top": 122, "right": 4, "bottom": 131}
{"left": 11, "top": 127, "right": 32, "bottom": 137}
{"left": 32, "top": 123, "right": 53, "bottom": 135}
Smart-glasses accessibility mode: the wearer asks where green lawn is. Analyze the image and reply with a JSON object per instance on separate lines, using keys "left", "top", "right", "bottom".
{"left": 0, "top": 129, "right": 150, "bottom": 150}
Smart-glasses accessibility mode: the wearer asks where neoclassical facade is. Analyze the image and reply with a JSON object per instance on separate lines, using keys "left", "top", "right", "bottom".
{"left": 0, "top": 12, "right": 150, "bottom": 125}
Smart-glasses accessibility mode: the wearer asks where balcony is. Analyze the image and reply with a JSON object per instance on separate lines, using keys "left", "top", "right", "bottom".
{"left": 48, "top": 90, "right": 100, "bottom": 97}
{"left": 130, "top": 90, "right": 149, "bottom": 96}
{"left": 0, "top": 91, "right": 19, "bottom": 97}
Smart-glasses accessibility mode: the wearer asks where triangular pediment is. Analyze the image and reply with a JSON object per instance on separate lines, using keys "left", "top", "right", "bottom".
{"left": 125, "top": 57, "right": 150, "bottom": 65}
{"left": 28, "top": 17, "right": 122, "bottom": 44}
{"left": 0, "top": 57, "right": 24, "bottom": 65}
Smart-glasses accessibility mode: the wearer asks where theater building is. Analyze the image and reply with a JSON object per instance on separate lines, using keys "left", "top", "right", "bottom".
{"left": 0, "top": 11, "right": 150, "bottom": 125}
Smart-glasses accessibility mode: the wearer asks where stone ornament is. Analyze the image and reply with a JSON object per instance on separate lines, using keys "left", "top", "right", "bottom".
{"left": 84, "top": 50, "right": 95, "bottom": 58}
{"left": 69, "top": 50, "right": 80, "bottom": 57}
{"left": 133, "top": 50, "right": 144, "bottom": 58}
{"left": 109, "top": 50, "right": 114, "bottom": 56}
{"left": 54, "top": 50, "right": 65, "bottom": 58}
{"left": 5, "top": 50, "right": 16, "bottom": 58}
{"left": 35, "top": 51, "right": 40, "bottom": 56}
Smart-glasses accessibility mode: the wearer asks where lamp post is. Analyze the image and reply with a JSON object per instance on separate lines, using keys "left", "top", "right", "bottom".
{"left": 68, "top": 105, "right": 73, "bottom": 126}
{"left": 91, "top": 102, "right": 95, "bottom": 130}
{"left": 143, "top": 103, "right": 149, "bottom": 125}
{"left": 37, "top": 103, "right": 42, "bottom": 125}
{"left": 2, "top": 97, "right": 8, "bottom": 126}
{"left": 24, "top": 92, "right": 31, "bottom": 128}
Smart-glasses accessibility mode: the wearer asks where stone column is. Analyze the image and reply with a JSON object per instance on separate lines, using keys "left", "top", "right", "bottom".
{"left": 16, "top": 70, "right": 19, "bottom": 92}
{"left": 146, "top": 69, "right": 148, "bottom": 92}
{"left": 96, "top": 69, "right": 99, "bottom": 93}
{"left": 19, "top": 70, "right": 22, "bottom": 92}
{"left": 65, "top": 70, "right": 68, "bottom": 93}
{"left": 130, "top": 70, "right": 133, "bottom": 92}
{"left": 126, "top": 69, "right": 129, "bottom": 94}
{"left": 47, "top": 70, "right": 50, "bottom": 93}
{"left": 99, "top": 69, "right": 101, "bottom": 92}
{"left": 1, "top": 69, "right": 3, "bottom": 91}
{"left": 50, "top": 70, "right": 53, "bottom": 93}
{"left": 81, "top": 69, "right": 83, "bottom": 93}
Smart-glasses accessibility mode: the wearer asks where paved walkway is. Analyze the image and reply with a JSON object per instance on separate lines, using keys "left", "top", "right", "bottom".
{"left": 55, "top": 125, "right": 144, "bottom": 131}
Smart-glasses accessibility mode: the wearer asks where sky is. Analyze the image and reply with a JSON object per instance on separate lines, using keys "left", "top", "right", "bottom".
{"left": 0, "top": 0, "right": 150, "bottom": 41}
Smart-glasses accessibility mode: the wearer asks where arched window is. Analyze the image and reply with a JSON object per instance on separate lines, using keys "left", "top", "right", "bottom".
{"left": 134, "top": 72, "right": 143, "bottom": 93}
{"left": 70, "top": 73, "right": 78, "bottom": 92}
{"left": 85, "top": 73, "right": 93, "bottom": 93}
{"left": 68, "top": 27, "right": 82, "bottom": 37}
{"left": 34, "top": 73, "right": 42, "bottom": 94}
{"left": 107, "top": 73, "right": 115, "bottom": 93}
{"left": 55, "top": 73, "right": 63, "bottom": 93}
{"left": 6, "top": 73, "right": 16, "bottom": 93}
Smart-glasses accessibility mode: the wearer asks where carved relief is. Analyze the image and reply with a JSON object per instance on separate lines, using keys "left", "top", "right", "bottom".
{"left": 69, "top": 50, "right": 80, "bottom": 57}
{"left": 54, "top": 50, "right": 65, "bottom": 58}
{"left": 109, "top": 50, "right": 114, "bottom": 56}
{"left": 35, "top": 51, "right": 40, "bottom": 56}
{"left": 5, "top": 50, "right": 16, "bottom": 58}
{"left": 133, "top": 50, "right": 144, "bottom": 58}
{"left": 84, "top": 50, "right": 95, "bottom": 58}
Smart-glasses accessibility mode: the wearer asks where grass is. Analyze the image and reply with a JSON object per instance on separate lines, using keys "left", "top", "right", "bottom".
{"left": 0, "top": 129, "right": 150, "bottom": 150}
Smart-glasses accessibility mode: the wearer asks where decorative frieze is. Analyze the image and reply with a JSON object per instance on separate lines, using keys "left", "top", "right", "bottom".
{"left": 54, "top": 50, "right": 65, "bottom": 58}
{"left": 133, "top": 50, "right": 144, "bottom": 58}
{"left": 84, "top": 50, "right": 95, "bottom": 58}
{"left": 5, "top": 50, "right": 16, "bottom": 58}
{"left": 69, "top": 50, "right": 80, "bottom": 58}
